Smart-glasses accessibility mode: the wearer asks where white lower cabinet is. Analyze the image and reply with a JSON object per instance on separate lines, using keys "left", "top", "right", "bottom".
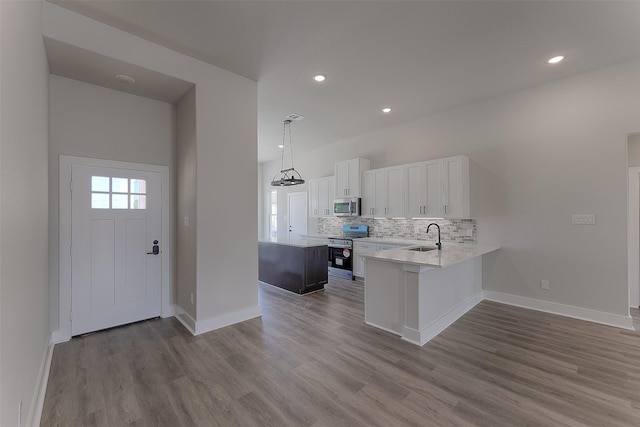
{"left": 353, "top": 242, "right": 377, "bottom": 278}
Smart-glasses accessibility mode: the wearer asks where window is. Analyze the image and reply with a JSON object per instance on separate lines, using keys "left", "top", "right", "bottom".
{"left": 91, "top": 176, "right": 147, "bottom": 209}
{"left": 269, "top": 190, "right": 278, "bottom": 238}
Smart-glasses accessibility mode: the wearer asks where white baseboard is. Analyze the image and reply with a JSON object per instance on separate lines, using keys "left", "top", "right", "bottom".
{"left": 402, "top": 291, "right": 484, "bottom": 346}
{"left": 162, "top": 304, "right": 176, "bottom": 318}
{"left": 50, "top": 328, "right": 71, "bottom": 345}
{"left": 28, "top": 332, "right": 54, "bottom": 427}
{"left": 174, "top": 305, "right": 196, "bottom": 335}
{"left": 483, "top": 290, "right": 634, "bottom": 330}
{"left": 364, "top": 321, "right": 402, "bottom": 337}
{"left": 194, "top": 305, "right": 262, "bottom": 335}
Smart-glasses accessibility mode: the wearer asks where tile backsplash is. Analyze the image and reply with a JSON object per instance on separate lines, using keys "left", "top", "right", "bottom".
{"left": 317, "top": 217, "right": 476, "bottom": 243}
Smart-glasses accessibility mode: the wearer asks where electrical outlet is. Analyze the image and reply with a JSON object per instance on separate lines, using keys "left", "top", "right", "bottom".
{"left": 540, "top": 279, "right": 550, "bottom": 290}
{"left": 466, "top": 229, "right": 473, "bottom": 237}
{"left": 190, "top": 293, "right": 194, "bottom": 305}
{"left": 572, "top": 214, "right": 596, "bottom": 225}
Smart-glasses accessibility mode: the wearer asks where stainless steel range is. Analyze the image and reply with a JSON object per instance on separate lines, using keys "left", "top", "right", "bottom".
{"left": 327, "top": 224, "right": 369, "bottom": 280}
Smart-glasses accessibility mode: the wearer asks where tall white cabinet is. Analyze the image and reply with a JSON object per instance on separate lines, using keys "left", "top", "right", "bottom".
{"left": 334, "top": 158, "right": 370, "bottom": 198}
{"left": 308, "top": 176, "right": 335, "bottom": 218}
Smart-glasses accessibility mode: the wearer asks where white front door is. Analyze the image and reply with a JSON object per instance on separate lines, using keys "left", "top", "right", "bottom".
{"left": 287, "top": 191, "right": 307, "bottom": 240}
{"left": 71, "top": 164, "right": 162, "bottom": 335}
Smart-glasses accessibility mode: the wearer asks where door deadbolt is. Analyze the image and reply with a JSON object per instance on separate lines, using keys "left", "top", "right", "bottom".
{"left": 147, "top": 240, "right": 160, "bottom": 255}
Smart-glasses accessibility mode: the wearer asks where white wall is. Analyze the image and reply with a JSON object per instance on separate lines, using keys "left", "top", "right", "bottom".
{"left": 0, "top": 1, "right": 50, "bottom": 425}
{"left": 43, "top": 2, "right": 259, "bottom": 334}
{"left": 175, "top": 87, "right": 197, "bottom": 319}
{"left": 48, "top": 75, "right": 175, "bottom": 330}
{"left": 263, "top": 58, "right": 640, "bottom": 317}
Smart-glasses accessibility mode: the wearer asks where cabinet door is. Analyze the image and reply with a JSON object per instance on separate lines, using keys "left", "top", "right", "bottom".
{"left": 347, "top": 158, "right": 361, "bottom": 197}
{"left": 425, "top": 160, "right": 443, "bottom": 218}
{"left": 373, "top": 169, "right": 386, "bottom": 217}
{"left": 335, "top": 160, "right": 349, "bottom": 197}
{"left": 353, "top": 242, "right": 376, "bottom": 278}
{"left": 361, "top": 171, "right": 376, "bottom": 218}
{"left": 406, "top": 162, "right": 426, "bottom": 217}
{"left": 442, "top": 156, "right": 469, "bottom": 218}
{"left": 386, "top": 166, "right": 405, "bottom": 218}
{"left": 318, "top": 177, "right": 329, "bottom": 216}
{"left": 326, "top": 176, "right": 335, "bottom": 216}
{"left": 309, "top": 179, "right": 320, "bottom": 218}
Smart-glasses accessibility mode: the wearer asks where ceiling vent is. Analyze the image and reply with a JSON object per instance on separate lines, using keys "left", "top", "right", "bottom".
{"left": 286, "top": 113, "right": 306, "bottom": 121}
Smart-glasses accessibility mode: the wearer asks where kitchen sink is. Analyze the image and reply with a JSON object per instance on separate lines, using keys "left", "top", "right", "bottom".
{"left": 406, "top": 246, "right": 437, "bottom": 252}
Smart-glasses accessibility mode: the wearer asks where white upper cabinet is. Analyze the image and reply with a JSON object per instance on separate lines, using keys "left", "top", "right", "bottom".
{"left": 362, "top": 166, "right": 405, "bottom": 218}
{"left": 386, "top": 165, "right": 405, "bottom": 218}
{"left": 334, "top": 158, "right": 370, "bottom": 198}
{"left": 308, "top": 176, "right": 335, "bottom": 218}
{"left": 442, "top": 155, "right": 469, "bottom": 218}
{"left": 318, "top": 175, "right": 334, "bottom": 217}
{"left": 406, "top": 159, "right": 443, "bottom": 218}
{"left": 308, "top": 178, "right": 319, "bottom": 217}
{"left": 404, "top": 155, "right": 470, "bottom": 219}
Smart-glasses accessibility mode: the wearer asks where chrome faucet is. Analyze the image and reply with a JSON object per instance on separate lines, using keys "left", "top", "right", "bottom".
{"left": 427, "top": 223, "right": 442, "bottom": 250}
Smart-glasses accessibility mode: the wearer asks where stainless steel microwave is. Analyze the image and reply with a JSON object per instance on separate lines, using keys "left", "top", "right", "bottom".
{"left": 333, "top": 198, "right": 361, "bottom": 217}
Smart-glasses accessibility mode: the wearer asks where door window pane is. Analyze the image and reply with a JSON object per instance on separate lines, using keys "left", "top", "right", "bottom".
{"left": 112, "top": 194, "right": 128, "bottom": 209}
{"left": 130, "top": 195, "right": 147, "bottom": 209}
{"left": 92, "top": 193, "right": 110, "bottom": 209}
{"left": 91, "top": 176, "right": 110, "bottom": 192}
{"left": 91, "top": 176, "right": 148, "bottom": 210}
{"left": 112, "top": 178, "right": 128, "bottom": 193}
{"left": 130, "top": 179, "right": 146, "bottom": 194}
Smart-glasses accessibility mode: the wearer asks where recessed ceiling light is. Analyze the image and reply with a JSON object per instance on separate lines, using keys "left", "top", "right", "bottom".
{"left": 547, "top": 55, "right": 566, "bottom": 64}
{"left": 313, "top": 74, "right": 326, "bottom": 82}
{"left": 115, "top": 74, "right": 135, "bottom": 84}
{"left": 382, "top": 107, "right": 392, "bottom": 113}
{"left": 278, "top": 144, "right": 284, "bottom": 149}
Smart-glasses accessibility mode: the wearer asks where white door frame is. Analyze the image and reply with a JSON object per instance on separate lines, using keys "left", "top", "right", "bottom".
{"left": 629, "top": 167, "right": 640, "bottom": 308}
{"left": 54, "top": 155, "right": 171, "bottom": 343}
{"left": 287, "top": 191, "right": 308, "bottom": 239}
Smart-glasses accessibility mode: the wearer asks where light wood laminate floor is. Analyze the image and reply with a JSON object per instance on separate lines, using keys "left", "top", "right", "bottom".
{"left": 42, "top": 278, "right": 640, "bottom": 426}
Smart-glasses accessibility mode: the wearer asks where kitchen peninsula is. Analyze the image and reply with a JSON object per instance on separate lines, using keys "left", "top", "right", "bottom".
{"left": 258, "top": 238, "right": 328, "bottom": 294}
{"left": 362, "top": 242, "right": 500, "bottom": 346}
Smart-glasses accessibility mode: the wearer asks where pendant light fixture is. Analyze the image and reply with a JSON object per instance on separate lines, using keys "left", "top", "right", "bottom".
{"left": 271, "top": 119, "right": 305, "bottom": 186}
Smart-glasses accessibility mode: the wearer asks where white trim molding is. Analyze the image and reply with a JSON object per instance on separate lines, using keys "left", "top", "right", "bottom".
{"left": 28, "top": 332, "right": 54, "bottom": 427}
{"left": 628, "top": 166, "right": 640, "bottom": 308}
{"left": 174, "top": 305, "right": 196, "bottom": 335}
{"left": 402, "top": 291, "right": 484, "bottom": 346}
{"left": 483, "top": 290, "right": 634, "bottom": 330}
{"left": 194, "top": 305, "right": 262, "bottom": 336}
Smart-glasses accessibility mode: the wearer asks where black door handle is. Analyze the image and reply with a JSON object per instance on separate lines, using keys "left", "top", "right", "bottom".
{"left": 147, "top": 240, "right": 160, "bottom": 255}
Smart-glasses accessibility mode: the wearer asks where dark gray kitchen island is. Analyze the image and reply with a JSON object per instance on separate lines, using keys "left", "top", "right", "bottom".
{"left": 258, "top": 238, "right": 328, "bottom": 294}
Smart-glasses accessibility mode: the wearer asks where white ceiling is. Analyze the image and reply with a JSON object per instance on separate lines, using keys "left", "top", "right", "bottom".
{"left": 47, "top": 1, "right": 640, "bottom": 163}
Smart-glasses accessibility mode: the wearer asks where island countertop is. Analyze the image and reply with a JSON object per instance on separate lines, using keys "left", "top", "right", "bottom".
{"left": 361, "top": 242, "right": 500, "bottom": 268}
{"left": 258, "top": 237, "right": 328, "bottom": 248}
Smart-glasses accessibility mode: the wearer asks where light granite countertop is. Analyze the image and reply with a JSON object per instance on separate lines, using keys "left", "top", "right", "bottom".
{"left": 259, "top": 238, "right": 328, "bottom": 248}
{"left": 361, "top": 242, "right": 500, "bottom": 268}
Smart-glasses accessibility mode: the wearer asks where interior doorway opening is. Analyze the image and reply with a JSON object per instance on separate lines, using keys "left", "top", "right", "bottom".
{"left": 627, "top": 133, "right": 640, "bottom": 308}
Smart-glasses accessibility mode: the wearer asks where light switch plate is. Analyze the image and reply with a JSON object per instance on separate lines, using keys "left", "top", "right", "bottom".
{"left": 572, "top": 214, "right": 595, "bottom": 225}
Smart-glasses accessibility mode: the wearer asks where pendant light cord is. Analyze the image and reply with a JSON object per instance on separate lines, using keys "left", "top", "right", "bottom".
{"left": 288, "top": 121, "right": 294, "bottom": 174}
{"left": 280, "top": 120, "right": 287, "bottom": 173}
